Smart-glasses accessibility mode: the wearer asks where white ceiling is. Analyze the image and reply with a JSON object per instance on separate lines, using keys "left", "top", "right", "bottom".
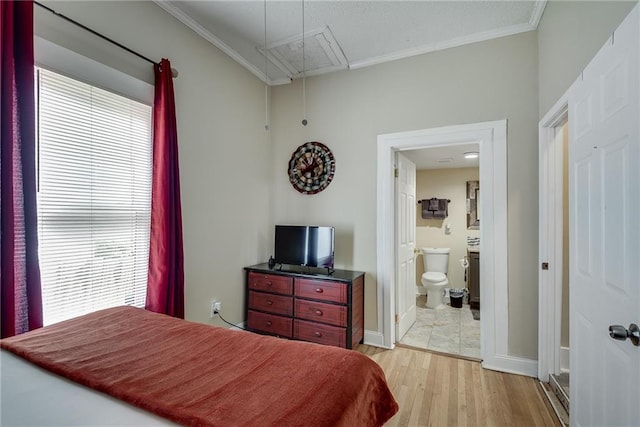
{"left": 155, "top": 0, "right": 547, "bottom": 85}
{"left": 403, "top": 142, "right": 480, "bottom": 170}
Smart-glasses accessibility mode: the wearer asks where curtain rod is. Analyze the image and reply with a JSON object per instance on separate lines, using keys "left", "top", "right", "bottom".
{"left": 34, "top": 1, "right": 179, "bottom": 77}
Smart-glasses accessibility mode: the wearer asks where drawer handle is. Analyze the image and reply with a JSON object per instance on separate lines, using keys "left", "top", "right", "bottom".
{"left": 267, "top": 300, "right": 273, "bottom": 305}
{"left": 315, "top": 310, "right": 323, "bottom": 316}
{"left": 266, "top": 321, "right": 272, "bottom": 326}
{"left": 315, "top": 288, "right": 323, "bottom": 293}
{"left": 314, "top": 332, "right": 322, "bottom": 337}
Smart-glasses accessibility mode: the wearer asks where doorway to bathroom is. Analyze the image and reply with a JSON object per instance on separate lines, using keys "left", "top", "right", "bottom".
{"left": 376, "top": 120, "right": 511, "bottom": 373}
{"left": 397, "top": 145, "right": 481, "bottom": 359}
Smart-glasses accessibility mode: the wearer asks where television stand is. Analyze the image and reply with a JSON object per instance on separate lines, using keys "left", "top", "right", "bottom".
{"left": 244, "top": 263, "right": 364, "bottom": 349}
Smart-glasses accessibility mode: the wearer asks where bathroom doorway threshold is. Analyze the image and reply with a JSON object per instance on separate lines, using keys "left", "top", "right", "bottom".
{"left": 396, "top": 343, "right": 482, "bottom": 363}
{"left": 398, "top": 296, "right": 481, "bottom": 361}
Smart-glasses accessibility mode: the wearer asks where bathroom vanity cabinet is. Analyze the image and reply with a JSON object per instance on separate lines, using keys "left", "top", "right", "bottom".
{"left": 468, "top": 250, "right": 480, "bottom": 309}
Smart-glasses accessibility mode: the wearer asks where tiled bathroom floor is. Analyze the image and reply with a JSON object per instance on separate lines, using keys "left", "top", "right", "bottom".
{"left": 399, "top": 295, "right": 481, "bottom": 359}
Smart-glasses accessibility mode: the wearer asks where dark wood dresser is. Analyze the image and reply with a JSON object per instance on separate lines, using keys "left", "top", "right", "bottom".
{"left": 244, "top": 263, "right": 364, "bottom": 349}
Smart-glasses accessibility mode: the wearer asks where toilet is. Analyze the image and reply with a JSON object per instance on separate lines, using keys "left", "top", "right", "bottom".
{"left": 420, "top": 247, "right": 450, "bottom": 309}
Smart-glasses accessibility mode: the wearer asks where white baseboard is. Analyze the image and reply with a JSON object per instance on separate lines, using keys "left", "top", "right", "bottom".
{"left": 363, "top": 330, "right": 391, "bottom": 348}
{"left": 365, "top": 330, "right": 538, "bottom": 378}
{"left": 560, "top": 346, "right": 570, "bottom": 373}
{"left": 482, "top": 354, "right": 538, "bottom": 377}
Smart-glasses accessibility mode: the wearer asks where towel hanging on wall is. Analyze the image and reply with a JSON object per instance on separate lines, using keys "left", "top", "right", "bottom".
{"left": 419, "top": 198, "right": 450, "bottom": 219}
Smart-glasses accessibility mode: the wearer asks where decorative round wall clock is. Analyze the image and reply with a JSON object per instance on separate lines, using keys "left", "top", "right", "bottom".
{"left": 288, "top": 141, "right": 336, "bottom": 195}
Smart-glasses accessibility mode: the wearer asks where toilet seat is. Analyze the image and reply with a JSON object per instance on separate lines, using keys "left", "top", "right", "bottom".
{"left": 422, "top": 272, "right": 446, "bottom": 282}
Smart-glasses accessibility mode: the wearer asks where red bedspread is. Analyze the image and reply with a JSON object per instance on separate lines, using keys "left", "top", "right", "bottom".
{"left": 1, "top": 306, "right": 397, "bottom": 426}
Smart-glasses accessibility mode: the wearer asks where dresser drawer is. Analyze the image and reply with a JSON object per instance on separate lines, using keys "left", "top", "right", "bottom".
{"left": 247, "top": 310, "right": 292, "bottom": 338}
{"left": 295, "top": 299, "right": 347, "bottom": 327}
{"left": 249, "top": 291, "right": 293, "bottom": 316}
{"left": 248, "top": 272, "right": 293, "bottom": 295}
{"left": 295, "top": 278, "right": 347, "bottom": 303}
{"left": 294, "top": 320, "right": 346, "bottom": 348}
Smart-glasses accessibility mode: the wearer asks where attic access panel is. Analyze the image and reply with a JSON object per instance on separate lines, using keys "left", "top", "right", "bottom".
{"left": 258, "top": 26, "right": 348, "bottom": 78}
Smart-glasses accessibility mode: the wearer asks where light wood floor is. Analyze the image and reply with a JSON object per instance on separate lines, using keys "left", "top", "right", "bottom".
{"left": 356, "top": 344, "right": 561, "bottom": 427}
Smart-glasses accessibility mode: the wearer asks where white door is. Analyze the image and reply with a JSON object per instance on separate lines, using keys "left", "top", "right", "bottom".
{"left": 395, "top": 153, "right": 417, "bottom": 341}
{"left": 569, "top": 5, "right": 639, "bottom": 426}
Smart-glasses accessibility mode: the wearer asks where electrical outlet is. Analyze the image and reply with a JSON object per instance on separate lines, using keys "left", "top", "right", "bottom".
{"left": 210, "top": 299, "right": 221, "bottom": 318}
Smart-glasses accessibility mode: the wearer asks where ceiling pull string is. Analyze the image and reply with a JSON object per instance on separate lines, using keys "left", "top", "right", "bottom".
{"left": 264, "top": 0, "right": 269, "bottom": 131}
{"left": 301, "top": 0, "right": 308, "bottom": 126}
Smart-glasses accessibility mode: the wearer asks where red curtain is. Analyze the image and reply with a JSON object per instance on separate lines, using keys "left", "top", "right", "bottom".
{"left": 1, "top": 0, "right": 43, "bottom": 338}
{"left": 146, "top": 58, "right": 184, "bottom": 318}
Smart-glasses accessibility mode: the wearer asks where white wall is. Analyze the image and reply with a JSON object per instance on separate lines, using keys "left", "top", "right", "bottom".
{"left": 35, "top": 1, "right": 272, "bottom": 326}
{"left": 415, "top": 168, "right": 480, "bottom": 290}
{"left": 538, "top": 0, "right": 637, "bottom": 118}
{"left": 271, "top": 31, "right": 539, "bottom": 358}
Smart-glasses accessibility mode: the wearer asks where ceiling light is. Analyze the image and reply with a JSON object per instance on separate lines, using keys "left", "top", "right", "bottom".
{"left": 464, "top": 152, "right": 479, "bottom": 159}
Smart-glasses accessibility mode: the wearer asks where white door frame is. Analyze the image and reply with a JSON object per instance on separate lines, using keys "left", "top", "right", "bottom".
{"left": 538, "top": 90, "right": 571, "bottom": 382}
{"left": 377, "top": 120, "right": 527, "bottom": 374}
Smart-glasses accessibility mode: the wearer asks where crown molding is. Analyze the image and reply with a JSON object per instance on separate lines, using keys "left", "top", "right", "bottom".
{"left": 153, "top": 0, "right": 291, "bottom": 86}
{"left": 530, "top": 0, "right": 548, "bottom": 28}
{"left": 349, "top": 22, "right": 536, "bottom": 70}
{"left": 270, "top": 77, "right": 293, "bottom": 86}
{"left": 154, "top": 0, "right": 546, "bottom": 84}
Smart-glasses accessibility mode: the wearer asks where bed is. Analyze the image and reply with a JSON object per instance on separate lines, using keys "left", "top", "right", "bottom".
{"left": 0, "top": 306, "right": 398, "bottom": 426}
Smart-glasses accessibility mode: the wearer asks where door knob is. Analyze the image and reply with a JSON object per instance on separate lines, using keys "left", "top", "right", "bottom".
{"left": 608, "top": 323, "right": 640, "bottom": 346}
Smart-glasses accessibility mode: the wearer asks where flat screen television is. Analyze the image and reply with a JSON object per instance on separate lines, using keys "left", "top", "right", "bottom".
{"left": 274, "top": 225, "right": 335, "bottom": 271}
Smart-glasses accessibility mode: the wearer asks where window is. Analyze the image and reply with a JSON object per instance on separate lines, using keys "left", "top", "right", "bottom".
{"left": 36, "top": 68, "right": 152, "bottom": 325}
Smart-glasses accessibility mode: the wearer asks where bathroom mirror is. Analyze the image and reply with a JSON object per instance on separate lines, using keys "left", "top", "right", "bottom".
{"left": 466, "top": 180, "right": 480, "bottom": 230}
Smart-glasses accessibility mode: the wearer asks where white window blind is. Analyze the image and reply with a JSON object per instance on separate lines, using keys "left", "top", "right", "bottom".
{"left": 37, "top": 68, "right": 153, "bottom": 326}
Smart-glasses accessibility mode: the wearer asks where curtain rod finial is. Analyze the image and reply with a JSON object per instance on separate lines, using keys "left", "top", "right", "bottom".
{"left": 171, "top": 68, "right": 179, "bottom": 78}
